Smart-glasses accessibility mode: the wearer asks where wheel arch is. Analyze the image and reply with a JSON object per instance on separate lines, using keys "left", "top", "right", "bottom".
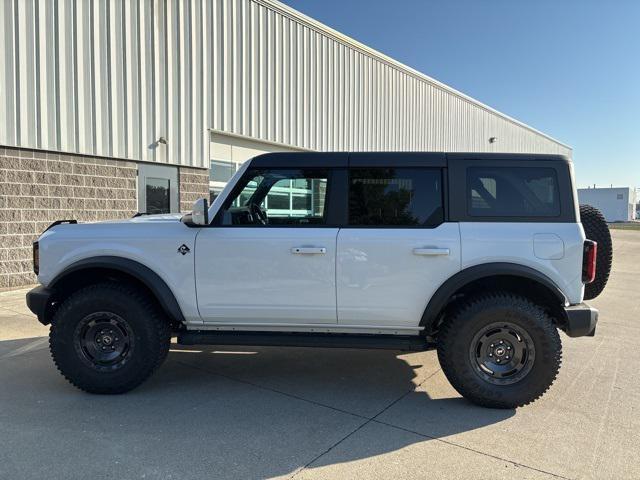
{"left": 421, "top": 263, "right": 569, "bottom": 335}
{"left": 46, "top": 256, "right": 185, "bottom": 327}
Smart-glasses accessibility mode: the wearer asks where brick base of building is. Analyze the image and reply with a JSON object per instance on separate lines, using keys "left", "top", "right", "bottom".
{"left": 179, "top": 169, "right": 210, "bottom": 212}
{"left": 0, "top": 146, "right": 209, "bottom": 289}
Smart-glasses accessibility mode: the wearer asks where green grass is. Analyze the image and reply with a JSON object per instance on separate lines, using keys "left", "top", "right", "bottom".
{"left": 608, "top": 222, "right": 640, "bottom": 231}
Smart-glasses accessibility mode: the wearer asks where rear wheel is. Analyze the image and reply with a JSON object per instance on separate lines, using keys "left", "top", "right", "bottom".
{"left": 49, "top": 283, "right": 171, "bottom": 394}
{"left": 580, "top": 204, "right": 612, "bottom": 300}
{"left": 437, "top": 293, "right": 561, "bottom": 408}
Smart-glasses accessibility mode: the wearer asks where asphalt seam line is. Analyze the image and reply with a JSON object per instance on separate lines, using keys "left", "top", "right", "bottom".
{"left": 371, "top": 419, "right": 570, "bottom": 479}
{"left": 176, "top": 358, "right": 569, "bottom": 479}
{"left": 288, "top": 368, "right": 443, "bottom": 478}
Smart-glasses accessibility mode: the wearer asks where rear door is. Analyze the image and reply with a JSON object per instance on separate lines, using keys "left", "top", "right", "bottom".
{"left": 336, "top": 154, "right": 461, "bottom": 329}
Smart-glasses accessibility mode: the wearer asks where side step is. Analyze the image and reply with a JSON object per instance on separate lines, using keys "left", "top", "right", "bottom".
{"left": 177, "top": 331, "right": 430, "bottom": 351}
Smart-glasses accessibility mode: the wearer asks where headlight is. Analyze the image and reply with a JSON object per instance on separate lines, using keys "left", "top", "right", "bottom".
{"left": 33, "top": 241, "right": 39, "bottom": 275}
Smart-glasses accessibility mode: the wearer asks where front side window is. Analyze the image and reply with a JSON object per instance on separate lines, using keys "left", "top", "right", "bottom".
{"left": 348, "top": 168, "right": 443, "bottom": 226}
{"left": 220, "top": 169, "right": 328, "bottom": 226}
{"left": 467, "top": 167, "right": 560, "bottom": 217}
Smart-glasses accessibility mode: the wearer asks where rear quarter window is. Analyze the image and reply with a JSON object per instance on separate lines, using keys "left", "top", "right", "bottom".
{"left": 467, "top": 167, "right": 561, "bottom": 217}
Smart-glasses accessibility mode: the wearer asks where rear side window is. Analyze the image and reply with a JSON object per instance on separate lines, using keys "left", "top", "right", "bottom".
{"left": 467, "top": 167, "right": 560, "bottom": 217}
{"left": 348, "top": 168, "right": 443, "bottom": 226}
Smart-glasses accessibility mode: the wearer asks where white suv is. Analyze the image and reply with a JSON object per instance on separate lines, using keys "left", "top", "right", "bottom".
{"left": 26, "top": 152, "right": 611, "bottom": 408}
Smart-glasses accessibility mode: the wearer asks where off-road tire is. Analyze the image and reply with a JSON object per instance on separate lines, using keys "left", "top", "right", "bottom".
{"left": 437, "top": 293, "right": 562, "bottom": 409}
{"left": 580, "top": 204, "right": 612, "bottom": 300}
{"left": 49, "top": 282, "right": 171, "bottom": 394}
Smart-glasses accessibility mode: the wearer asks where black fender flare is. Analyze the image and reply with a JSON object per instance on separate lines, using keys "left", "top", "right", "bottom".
{"left": 49, "top": 256, "right": 185, "bottom": 324}
{"left": 420, "top": 262, "right": 567, "bottom": 331}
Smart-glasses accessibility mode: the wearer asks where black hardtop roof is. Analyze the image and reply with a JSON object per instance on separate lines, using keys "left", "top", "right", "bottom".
{"left": 249, "top": 151, "right": 570, "bottom": 168}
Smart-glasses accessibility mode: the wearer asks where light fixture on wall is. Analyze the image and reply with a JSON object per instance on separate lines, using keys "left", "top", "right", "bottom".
{"left": 489, "top": 137, "right": 498, "bottom": 144}
{"left": 148, "top": 136, "right": 168, "bottom": 151}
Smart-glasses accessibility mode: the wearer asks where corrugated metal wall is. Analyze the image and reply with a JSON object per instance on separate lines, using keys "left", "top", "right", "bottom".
{"left": 0, "top": 0, "right": 570, "bottom": 168}
{"left": 0, "top": 0, "right": 210, "bottom": 168}
{"left": 213, "top": 0, "right": 571, "bottom": 156}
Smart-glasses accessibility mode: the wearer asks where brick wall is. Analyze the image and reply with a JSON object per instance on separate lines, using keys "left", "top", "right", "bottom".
{"left": 0, "top": 147, "right": 210, "bottom": 289}
{"left": 179, "top": 167, "right": 210, "bottom": 212}
{"left": 0, "top": 147, "right": 138, "bottom": 289}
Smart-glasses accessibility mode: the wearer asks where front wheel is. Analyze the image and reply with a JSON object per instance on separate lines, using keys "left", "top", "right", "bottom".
{"left": 49, "top": 283, "right": 171, "bottom": 394}
{"left": 437, "top": 293, "right": 562, "bottom": 408}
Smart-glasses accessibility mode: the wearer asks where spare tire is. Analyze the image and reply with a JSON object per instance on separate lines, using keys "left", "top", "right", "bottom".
{"left": 580, "top": 204, "right": 612, "bottom": 300}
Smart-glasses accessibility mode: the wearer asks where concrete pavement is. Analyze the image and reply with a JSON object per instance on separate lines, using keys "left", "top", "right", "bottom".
{"left": 1, "top": 230, "right": 639, "bottom": 479}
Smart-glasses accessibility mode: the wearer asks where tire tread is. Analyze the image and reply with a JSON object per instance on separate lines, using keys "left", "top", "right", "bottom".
{"left": 580, "top": 204, "right": 613, "bottom": 300}
{"left": 437, "top": 292, "right": 562, "bottom": 408}
{"left": 49, "top": 282, "right": 171, "bottom": 394}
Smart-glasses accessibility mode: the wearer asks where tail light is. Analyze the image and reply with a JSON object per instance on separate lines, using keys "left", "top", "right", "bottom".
{"left": 33, "top": 241, "right": 39, "bottom": 275}
{"left": 582, "top": 240, "right": 597, "bottom": 283}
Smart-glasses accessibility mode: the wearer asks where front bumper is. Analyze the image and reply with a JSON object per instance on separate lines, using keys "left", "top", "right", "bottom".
{"left": 26, "top": 286, "right": 55, "bottom": 325}
{"left": 563, "top": 302, "right": 598, "bottom": 337}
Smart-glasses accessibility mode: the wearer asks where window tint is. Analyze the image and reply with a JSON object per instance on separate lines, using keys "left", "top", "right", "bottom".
{"left": 348, "top": 168, "right": 443, "bottom": 226}
{"left": 467, "top": 167, "right": 560, "bottom": 217}
{"left": 220, "top": 169, "right": 328, "bottom": 226}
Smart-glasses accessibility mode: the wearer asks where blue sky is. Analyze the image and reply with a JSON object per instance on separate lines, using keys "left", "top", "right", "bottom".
{"left": 280, "top": 0, "right": 640, "bottom": 188}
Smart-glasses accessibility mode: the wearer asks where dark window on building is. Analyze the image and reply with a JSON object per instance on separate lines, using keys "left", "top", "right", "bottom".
{"left": 146, "top": 177, "right": 170, "bottom": 214}
{"left": 348, "top": 168, "right": 443, "bottom": 226}
{"left": 210, "top": 160, "right": 236, "bottom": 183}
{"left": 467, "top": 167, "right": 560, "bottom": 217}
{"left": 617, "top": 193, "right": 623, "bottom": 200}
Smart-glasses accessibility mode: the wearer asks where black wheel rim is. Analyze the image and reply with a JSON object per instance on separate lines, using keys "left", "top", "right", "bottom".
{"left": 469, "top": 322, "right": 535, "bottom": 385}
{"left": 74, "top": 312, "right": 135, "bottom": 371}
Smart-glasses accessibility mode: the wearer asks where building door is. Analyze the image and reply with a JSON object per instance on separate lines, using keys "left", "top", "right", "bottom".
{"left": 138, "top": 164, "right": 179, "bottom": 214}
{"left": 196, "top": 166, "right": 339, "bottom": 325}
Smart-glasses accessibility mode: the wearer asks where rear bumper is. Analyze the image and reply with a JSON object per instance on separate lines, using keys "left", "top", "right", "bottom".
{"left": 563, "top": 302, "right": 598, "bottom": 337}
{"left": 26, "top": 286, "right": 54, "bottom": 325}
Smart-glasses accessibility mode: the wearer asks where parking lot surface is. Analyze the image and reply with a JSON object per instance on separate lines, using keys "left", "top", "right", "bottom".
{"left": 1, "top": 230, "right": 639, "bottom": 479}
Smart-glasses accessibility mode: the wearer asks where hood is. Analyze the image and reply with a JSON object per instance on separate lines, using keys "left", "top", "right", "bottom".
{"left": 97, "top": 213, "right": 185, "bottom": 224}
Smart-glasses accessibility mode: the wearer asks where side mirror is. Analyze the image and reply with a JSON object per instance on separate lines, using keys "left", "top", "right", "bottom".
{"left": 192, "top": 198, "right": 209, "bottom": 225}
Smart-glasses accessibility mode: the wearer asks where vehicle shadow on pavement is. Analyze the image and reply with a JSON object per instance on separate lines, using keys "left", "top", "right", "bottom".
{"left": 0, "top": 338, "right": 515, "bottom": 479}
{"left": 161, "top": 344, "right": 516, "bottom": 476}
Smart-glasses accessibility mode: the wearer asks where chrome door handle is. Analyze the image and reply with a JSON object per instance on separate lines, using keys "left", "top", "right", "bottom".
{"left": 413, "top": 247, "right": 450, "bottom": 256}
{"left": 291, "top": 247, "right": 326, "bottom": 255}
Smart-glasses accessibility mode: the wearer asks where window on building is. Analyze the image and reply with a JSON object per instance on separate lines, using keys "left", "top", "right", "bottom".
{"left": 348, "top": 168, "right": 443, "bottom": 226}
{"left": 210, "top": 160, "right": 236, "bottom": 183}
{"left": 210, "top": 187, "right": 222, "bottom": 204}
{"left": 145, "top": 177, "right": 171, "bottom": 214}
{"left": 220, "top": 169, "right": 328, "bottom": 226}
{"left": 617, "top": 193, "right": 623, "bottom": 200}
{"left": 467, "top": 167, "right": 560, "bottom": 217}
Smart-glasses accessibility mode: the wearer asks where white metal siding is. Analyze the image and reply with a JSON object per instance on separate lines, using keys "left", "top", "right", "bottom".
{"left": 578, "top": 188, "right": 634, "bottom": 222}
{"left": 213, "top": 0, "right": 571, "bottom": 156}
{"left": 0, "top": 0, "right": 210, "bottom": 168}
{"left": 1, "top": 0, "right": 571, "bottom": 169}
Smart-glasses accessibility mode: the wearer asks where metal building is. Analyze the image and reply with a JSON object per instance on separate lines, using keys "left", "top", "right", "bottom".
{"left": 209, "top": 0, "right": 572, "bottom": 196}
{"left": 578, "top": 187, "right": 638, "bottom": 222}
{"left": 1, "top": 0, "right": 570, "bottom": 288}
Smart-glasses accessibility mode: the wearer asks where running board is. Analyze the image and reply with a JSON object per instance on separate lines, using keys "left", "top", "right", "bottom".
{"left": 177, "top": 331, "right": 431, "bottom": 351}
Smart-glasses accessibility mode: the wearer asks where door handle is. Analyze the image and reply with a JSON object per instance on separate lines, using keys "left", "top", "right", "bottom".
{"left": 291, "top": 247, "right": 326, "bottom": 255}
{"left": 413, "top": 247, "right": 450, "bottom": 256}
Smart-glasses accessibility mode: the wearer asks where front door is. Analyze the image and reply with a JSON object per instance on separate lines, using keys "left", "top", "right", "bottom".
{"left": 337, "top": 165, "right": 461, "bottom": 328}
{"left": 138, "top": 164, "right": 179, "bottom": 214}
{"left": 196, "top": 167, "right": 339, "bottom": 324}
